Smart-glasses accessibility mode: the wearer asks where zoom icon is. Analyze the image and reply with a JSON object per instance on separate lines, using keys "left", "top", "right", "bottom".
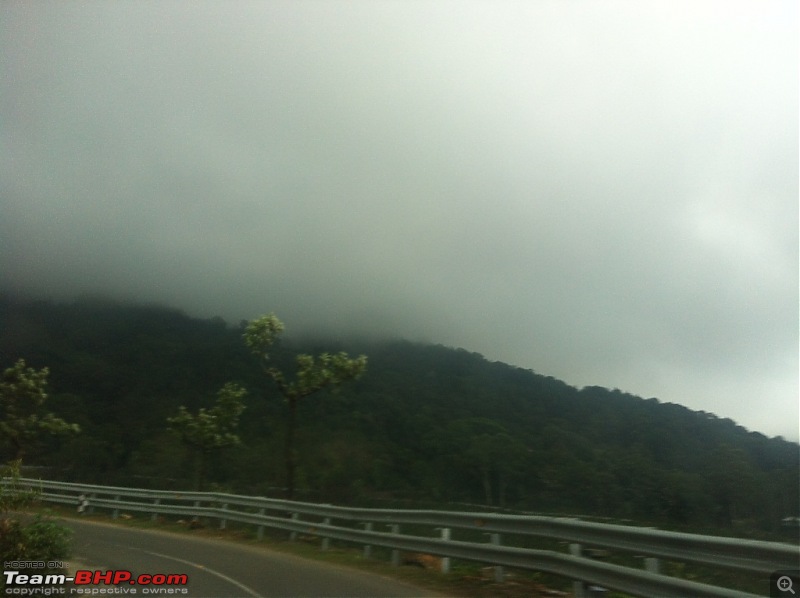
{"left": 772, "top": 571, "right": 800, "bottom": 597}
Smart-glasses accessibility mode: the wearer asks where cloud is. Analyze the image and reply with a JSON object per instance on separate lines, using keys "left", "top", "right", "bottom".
{"left": 1, "top": 0, "right": 797, "bottom": 440}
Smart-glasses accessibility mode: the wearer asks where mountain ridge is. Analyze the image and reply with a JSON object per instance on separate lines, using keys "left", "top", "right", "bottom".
{"left": 1, "top": 294, "right": 797, "bottom": 535}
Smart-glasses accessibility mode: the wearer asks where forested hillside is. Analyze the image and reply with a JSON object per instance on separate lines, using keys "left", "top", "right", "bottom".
{"left": 1, "top": 296, "right": 797, "bottom": 536}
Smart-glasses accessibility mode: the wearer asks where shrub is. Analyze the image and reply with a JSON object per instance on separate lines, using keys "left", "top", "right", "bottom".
{"left": 0, "top": 461, "right": 72, "bottom": 590}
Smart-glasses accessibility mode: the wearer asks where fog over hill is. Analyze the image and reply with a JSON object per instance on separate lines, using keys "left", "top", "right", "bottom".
{"left": 1, "top": 1, "right": 797, "bottom": 440}
{"left": 1, "top": 295, "right": 797, "bottom": 533}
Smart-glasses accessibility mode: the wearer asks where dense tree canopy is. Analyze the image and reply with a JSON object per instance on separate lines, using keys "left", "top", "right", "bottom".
{"left": 243, "top": 313, "right": 367, "bottom": 498}
{"left": 167, "top": 382, "right": 247, "bottom": 490}
{"left": 0, "top": 358, "right": 80, "bottom": 460}
{"left": 0, "top": 295, "right": 797, "bottom": 537}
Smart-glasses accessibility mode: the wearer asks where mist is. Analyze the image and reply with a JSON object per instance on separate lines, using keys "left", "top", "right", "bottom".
{"left": 2, "top": 1, "right": 797, "bottom": 440}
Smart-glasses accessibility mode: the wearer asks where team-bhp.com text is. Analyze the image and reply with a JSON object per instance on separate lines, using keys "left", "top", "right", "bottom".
{"left": 3, "top": 570, "right": 188, "bottom": 596}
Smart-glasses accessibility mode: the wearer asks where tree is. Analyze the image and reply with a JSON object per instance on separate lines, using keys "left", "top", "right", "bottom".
{"left": 0, "top": 359, "right": 80, "bottom": 461}
{"left": 706, "top": 444, "right": 757, "bottom": 527}
{"left": 243, "top": 313, "right": 367, "bottom": 498}
{"left": 0, "top": 461, "right": 72, "bottom": 591}
{"left": 442, "top": 418, "right": 528, "bottom": 506}
{"left": 167, "top": 382, "right": 247, "bottom": 490}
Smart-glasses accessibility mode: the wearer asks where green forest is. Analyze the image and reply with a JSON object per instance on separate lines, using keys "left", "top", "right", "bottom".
{"left": 1, "top": 295, "right": 797, "bottom": 539}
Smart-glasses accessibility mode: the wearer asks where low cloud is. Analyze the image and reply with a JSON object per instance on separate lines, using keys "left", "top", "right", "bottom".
{"left": 2, "top": 0, "right": 797, "bottom": 439}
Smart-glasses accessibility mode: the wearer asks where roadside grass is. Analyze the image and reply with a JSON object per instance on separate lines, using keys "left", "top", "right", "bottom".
{"left": 32, "top": 503, "right": 577, "bottom": 598}
{"left": 31, "top": 503, "right": 774, "bottom": 598}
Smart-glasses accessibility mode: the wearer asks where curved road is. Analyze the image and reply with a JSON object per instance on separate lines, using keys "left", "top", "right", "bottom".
{"left": 62, "top": 519, "right": 437, "bottom": 598}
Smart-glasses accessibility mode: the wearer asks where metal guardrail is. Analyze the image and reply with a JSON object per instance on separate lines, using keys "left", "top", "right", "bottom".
{"left": 5, "top": 477, "right": 798, "bottom": 597}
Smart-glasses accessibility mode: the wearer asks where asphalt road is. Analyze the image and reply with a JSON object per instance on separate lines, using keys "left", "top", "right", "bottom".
{"left": 59, "top": 519, "right": 437, "bottom": 598}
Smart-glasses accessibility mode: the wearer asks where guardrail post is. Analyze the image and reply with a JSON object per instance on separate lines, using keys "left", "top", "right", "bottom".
{"left": 584, "top": 548, "right": 610, "bottom": 597}
{"left": 485, "top": 532, "right": 504, "bottom": 582}
{"left": 321, "top": 517, "right": 331, "bottom": 551}
{"left": 15, "top": 476, "right": 800, "bottom": 598}
{"left": 387, "top": 524, "right": 400, "bottom": 566}
{"left": 436, "top": 527, "right": 451, "bottom": 573}
{"left": 89, "top": 493, "right": 96, "bottom": 515}
{"left": 257, "top": 508, "right": 265, "bottom": 540}
{"left": 362, "top": 523, "right": 373, "bottom": 558}
{"left": 219, "top": 503, "right": 228, "bottom": 530}
{"left": 151, "top": 498, "right": 160, "bottom": 522}
{"left": 569, "top": 543, "right": 587, "bottom": 598}
{"left": 644, "top": 557, "right": 660, "bottom": 574}
{"left": 290, "top": 513, "right": 299, "bottom": 542}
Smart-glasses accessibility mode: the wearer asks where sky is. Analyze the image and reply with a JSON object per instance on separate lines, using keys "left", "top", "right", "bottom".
{"left": 2, "top": 1, "right": 798, "bottom": 441}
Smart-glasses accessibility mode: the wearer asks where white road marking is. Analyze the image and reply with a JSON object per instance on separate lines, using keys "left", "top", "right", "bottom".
{"left": 112, "top": 544, "right": 264, "bottom": 598}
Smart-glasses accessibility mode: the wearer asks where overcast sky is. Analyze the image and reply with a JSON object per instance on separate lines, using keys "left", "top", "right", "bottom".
{"left": 2, "top": 1, "right": 797, "bottom": 440}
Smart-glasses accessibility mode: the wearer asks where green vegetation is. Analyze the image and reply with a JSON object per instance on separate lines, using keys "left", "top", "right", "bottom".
{"left": 167, "top": 382, "right": 247, "bottom": 490}
{"left": 0, "top": 461, "right": 72, "bottom": 591}
{"left": 33, "top": 502, "right": 576, "bottom": 598}
{"left": 243, "top": 313, "right": 367, "bottom": 498}
{"left": 1, "top": 358, "right": 80, "bottom": 460}
{"left": 0, "top": 357, "right": 76, "bottom": 588}
{"left": 0, "top": 295, "right": 797, "bottom": 538}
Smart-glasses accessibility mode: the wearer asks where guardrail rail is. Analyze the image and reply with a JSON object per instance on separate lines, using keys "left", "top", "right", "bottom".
{"left": 4, "top": 477, "right": 797, "bottom": 597}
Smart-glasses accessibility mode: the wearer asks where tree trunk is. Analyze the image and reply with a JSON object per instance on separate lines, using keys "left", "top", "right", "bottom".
{"left": 285, "top": 398, "right": 297, "bottom": 499}
{"left": 194, "top": 449, "right": 207, "bottom": 491}
{"left": 10, "top": 433, "right": 23, "bottom": 461}
{"left": 481, "top": 466, "right": 493, "bottom": 506}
